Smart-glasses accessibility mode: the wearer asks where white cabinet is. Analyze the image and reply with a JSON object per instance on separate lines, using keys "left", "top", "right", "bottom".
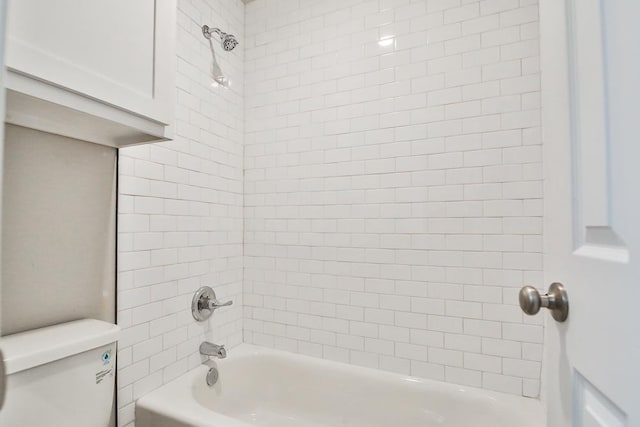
{"left": 4, "top": 0, "right": 176, "bottom": 147}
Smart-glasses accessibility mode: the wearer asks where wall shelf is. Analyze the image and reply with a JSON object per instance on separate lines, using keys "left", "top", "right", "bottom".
{"left": 5, "top": 71, "right": 171, "bottom": 148}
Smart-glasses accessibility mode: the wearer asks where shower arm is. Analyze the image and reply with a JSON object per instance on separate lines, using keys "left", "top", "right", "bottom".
{"left": 202, "top": 25, "right": 225, "bottom": 40}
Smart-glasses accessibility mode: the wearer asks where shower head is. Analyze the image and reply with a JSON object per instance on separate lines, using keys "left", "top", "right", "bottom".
{"left": 202, "top": 25, "right": 239, "bottom": 51}
{"left": 222, "top": 33, "right": 239, "bottom": 51}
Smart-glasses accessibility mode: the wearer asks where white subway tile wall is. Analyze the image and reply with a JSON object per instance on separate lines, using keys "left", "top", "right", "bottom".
{"left": 116, "top": 0, "right": 244, "bottom": 425}
{"left": 244, "top": 0, "right": 543, "bottom": 397}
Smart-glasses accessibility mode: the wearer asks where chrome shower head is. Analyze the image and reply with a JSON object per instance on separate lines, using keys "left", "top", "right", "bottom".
{"left": 202, "top": 25, "right": 239, "bottom": 51}
{"left": 222, "top": 34, "right": 239, "bottom": 51}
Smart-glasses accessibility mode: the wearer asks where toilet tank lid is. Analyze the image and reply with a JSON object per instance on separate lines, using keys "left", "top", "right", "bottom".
{"left": 0, "top": 319, "right": 120, "bottom": 374}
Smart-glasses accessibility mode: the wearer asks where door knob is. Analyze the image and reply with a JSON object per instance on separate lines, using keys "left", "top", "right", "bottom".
{"left": 519, "top": 282, "right": 569, "bottom": 322}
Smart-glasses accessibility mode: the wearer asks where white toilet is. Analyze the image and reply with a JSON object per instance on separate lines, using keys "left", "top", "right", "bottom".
{"left": 0, "top": 319, "right": 120, "bottom": 426}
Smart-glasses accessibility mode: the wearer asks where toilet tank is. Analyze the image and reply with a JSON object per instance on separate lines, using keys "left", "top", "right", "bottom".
{"left": 0, "top": 319, "right": 120, "bottom": 427}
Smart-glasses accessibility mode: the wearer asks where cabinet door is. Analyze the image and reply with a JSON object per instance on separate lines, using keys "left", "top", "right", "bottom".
{"left": 6, "top": 0, "right": 174, "bottom": 125}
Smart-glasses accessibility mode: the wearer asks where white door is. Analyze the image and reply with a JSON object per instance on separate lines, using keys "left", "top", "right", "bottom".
{"left": 0, "top": 0, "right": 7, "bottom": 411}
{"left": 540, "top": 0, "right": 640, "bottom": 426}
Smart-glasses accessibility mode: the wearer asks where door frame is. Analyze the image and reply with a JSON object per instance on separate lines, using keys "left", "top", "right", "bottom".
{"left": 0, "top": 0, "right": 9, "bottom": 411}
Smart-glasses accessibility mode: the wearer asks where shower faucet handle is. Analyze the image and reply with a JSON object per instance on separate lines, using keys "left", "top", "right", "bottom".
{"left": 192, "top": 286, "right": 233, "bottom": 321}
{"left": 209, "top": 298, "right": 233, "bottom": 309}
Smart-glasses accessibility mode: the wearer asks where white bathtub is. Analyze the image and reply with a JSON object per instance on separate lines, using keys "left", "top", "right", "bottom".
{"left": 136, "top": 344, "right": 543, "bottom": 427}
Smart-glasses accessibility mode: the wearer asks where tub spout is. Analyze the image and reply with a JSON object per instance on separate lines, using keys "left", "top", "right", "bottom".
{"left": 200, "top": 342, "right": 226, "bottom": 359}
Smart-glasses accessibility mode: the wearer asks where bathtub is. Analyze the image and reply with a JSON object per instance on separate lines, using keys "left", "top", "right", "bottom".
{"left": 136, "top": 344, "right": 543, "bottom": 427}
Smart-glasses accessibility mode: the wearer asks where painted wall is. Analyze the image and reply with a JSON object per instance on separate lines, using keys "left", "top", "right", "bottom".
{"left": 2, "top": 125, "right": 116, "bottom": 336}
{"left": 115, "top": 0, "right": 244, "bottom": 425}
{"left": 244, "top": 0, "right": 543, "bottom": 397}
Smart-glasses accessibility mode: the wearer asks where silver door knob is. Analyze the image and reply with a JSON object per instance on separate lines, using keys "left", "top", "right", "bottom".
{"left": 519, "top": 282, "right": 569, "bottom": 322}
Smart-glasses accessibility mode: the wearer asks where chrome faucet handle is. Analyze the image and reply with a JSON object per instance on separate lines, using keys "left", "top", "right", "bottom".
{"left": 192, "top": 287, "right": 233, "bottom": 321}
{"left": 209, "top": 298, "right": 233, "bottom": 310}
